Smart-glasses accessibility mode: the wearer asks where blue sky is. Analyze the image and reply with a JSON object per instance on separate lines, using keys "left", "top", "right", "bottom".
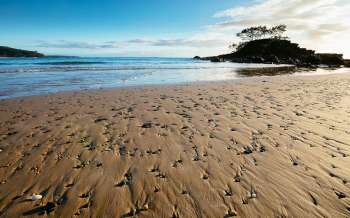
{"left": 0, "top": 0, "right": 242, "bottom": 56}
{"left": 1, "top": 0, "right": 238, "bottom": 37}
{"left": 1, "top": 0, "right": 349, "bottom": 57}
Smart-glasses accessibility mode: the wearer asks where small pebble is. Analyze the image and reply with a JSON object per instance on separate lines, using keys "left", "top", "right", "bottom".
{"left": 31, "top": 193, "right": 43, "bottom": 201}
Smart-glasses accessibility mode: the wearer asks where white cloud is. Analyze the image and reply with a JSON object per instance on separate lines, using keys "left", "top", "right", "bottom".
{"left": 37, "top": 40, "right": 124, "bottom": 49}
{"left": 37, "top": 0, "right": 350, "bottom": 58}
{"left": 211, "top": 0, "right": 350, "bottom": 57}
{"left": 127, "top": 37, "right": 228, "bottom": 48}
{"left": 36, "top": 33, "right": 232, "bottom": 57}
{"left": 38, "top": 37, "right": 228, "bottom": 49}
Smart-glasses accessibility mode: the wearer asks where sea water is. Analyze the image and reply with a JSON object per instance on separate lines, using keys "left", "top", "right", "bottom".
{"left": 0, "top": 57, "right": 347, "bottom": 99}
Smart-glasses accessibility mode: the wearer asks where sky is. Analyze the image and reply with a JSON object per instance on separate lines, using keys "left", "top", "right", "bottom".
{"left": 1, "top": 0, "right": 349, "bottom": 57}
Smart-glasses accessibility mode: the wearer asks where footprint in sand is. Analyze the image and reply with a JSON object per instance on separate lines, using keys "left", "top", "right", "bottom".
{"left": 116, "top": 172, "right": 133, "bottom": 187}
{"left": 224, "top": 185, "right": 233, "bottom": 197}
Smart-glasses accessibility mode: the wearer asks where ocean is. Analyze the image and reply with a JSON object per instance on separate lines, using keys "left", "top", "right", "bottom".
{"left": 0, "top": 57, "right": 347, "bottom": 99}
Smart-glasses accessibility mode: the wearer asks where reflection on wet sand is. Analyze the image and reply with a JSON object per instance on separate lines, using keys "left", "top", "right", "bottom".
{"left": 235, "top": 66, "right": 343, "bottom": 77}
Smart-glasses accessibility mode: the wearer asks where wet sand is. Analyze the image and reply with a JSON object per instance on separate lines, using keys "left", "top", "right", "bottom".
{"left": 0, "top": 73, "right": 350, "bottom": 217}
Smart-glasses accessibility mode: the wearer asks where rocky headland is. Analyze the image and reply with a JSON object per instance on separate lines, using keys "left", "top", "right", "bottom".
{"left": 195, "top": 38, "right": 345, "bottom": 67}
{"left": 0, "top": 46, "right": 44, "bottom": 58}
{"left": 195, "top": 25, "right": 347, "bottom": 67}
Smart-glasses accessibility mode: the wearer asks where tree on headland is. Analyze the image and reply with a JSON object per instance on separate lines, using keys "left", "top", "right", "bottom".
{"left": 236, "top": 24, "right": 287, "bottom": 41}
{"left": 237, "top": 26, "right": 266, "bottom": 41}
{"left": 270, "top": 25, "right": 287, "bottom": 39}
{"left": 230, "top": 24, "right": 288, "bottom": 52}
{"left": 229, "top": 42, "right": 238, "bottom": 53}
{"left": 201, "top": 24, "right": 344, "bottom": 67}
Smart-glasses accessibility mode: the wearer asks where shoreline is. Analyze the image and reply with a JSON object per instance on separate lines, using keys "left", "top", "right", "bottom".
{"left": 1, "top": 73, "right": 350, "bottom": 217}
{"left": 1, "top": 67, "right": 349, "bottom": 101}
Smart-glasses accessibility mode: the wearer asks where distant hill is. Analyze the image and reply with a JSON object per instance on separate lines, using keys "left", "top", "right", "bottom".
{"left": 0, "top": 46, "right": 44, "bottom": 57}
{"left": 196, "top": 39, "right": 344, "bottom": 67}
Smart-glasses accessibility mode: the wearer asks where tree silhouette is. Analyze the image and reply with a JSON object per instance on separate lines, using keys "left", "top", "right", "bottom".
{"left": 236, "top": 25, "right": 287, "bottom": 41}
{"left": 231, "top": 25, "right": 288, "bottom": 52}
{"left": 228, "top": 42, "right": 238, "bottom": 52}
{"left": 270, "top": 24, "right": 287, "bottom": 39}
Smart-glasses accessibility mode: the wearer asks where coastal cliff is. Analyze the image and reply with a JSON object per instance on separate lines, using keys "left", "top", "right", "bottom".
{"left": 196, "top": 38, "right": 345, "bottom": 67}
{"left": 0, "top": 46, "right": 44, "bottom": 57}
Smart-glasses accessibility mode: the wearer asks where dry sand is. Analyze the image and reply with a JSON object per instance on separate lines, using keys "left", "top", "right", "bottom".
{"left": 0, "top": 73, "right": 350, "bottom": 217}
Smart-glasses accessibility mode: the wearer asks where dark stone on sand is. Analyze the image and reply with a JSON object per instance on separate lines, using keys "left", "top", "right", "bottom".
{"left": 243, "top": 147, "right": 253, "bottom": 155}
{"left": 234, "top": 175, "right": 241, "bottom": 182}
{"left": 141, "top": 122, "right": 152, "bottom": 128}
{"left": 335, "top": 191, "right": 346, "bottom": 199}
{"left": 94, "top": 117, "right": 108, "bottom": 123}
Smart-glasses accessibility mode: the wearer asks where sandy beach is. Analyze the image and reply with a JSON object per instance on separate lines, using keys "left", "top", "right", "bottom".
{"left": 0, "top": 73, "right": 350, "bottom": 217}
